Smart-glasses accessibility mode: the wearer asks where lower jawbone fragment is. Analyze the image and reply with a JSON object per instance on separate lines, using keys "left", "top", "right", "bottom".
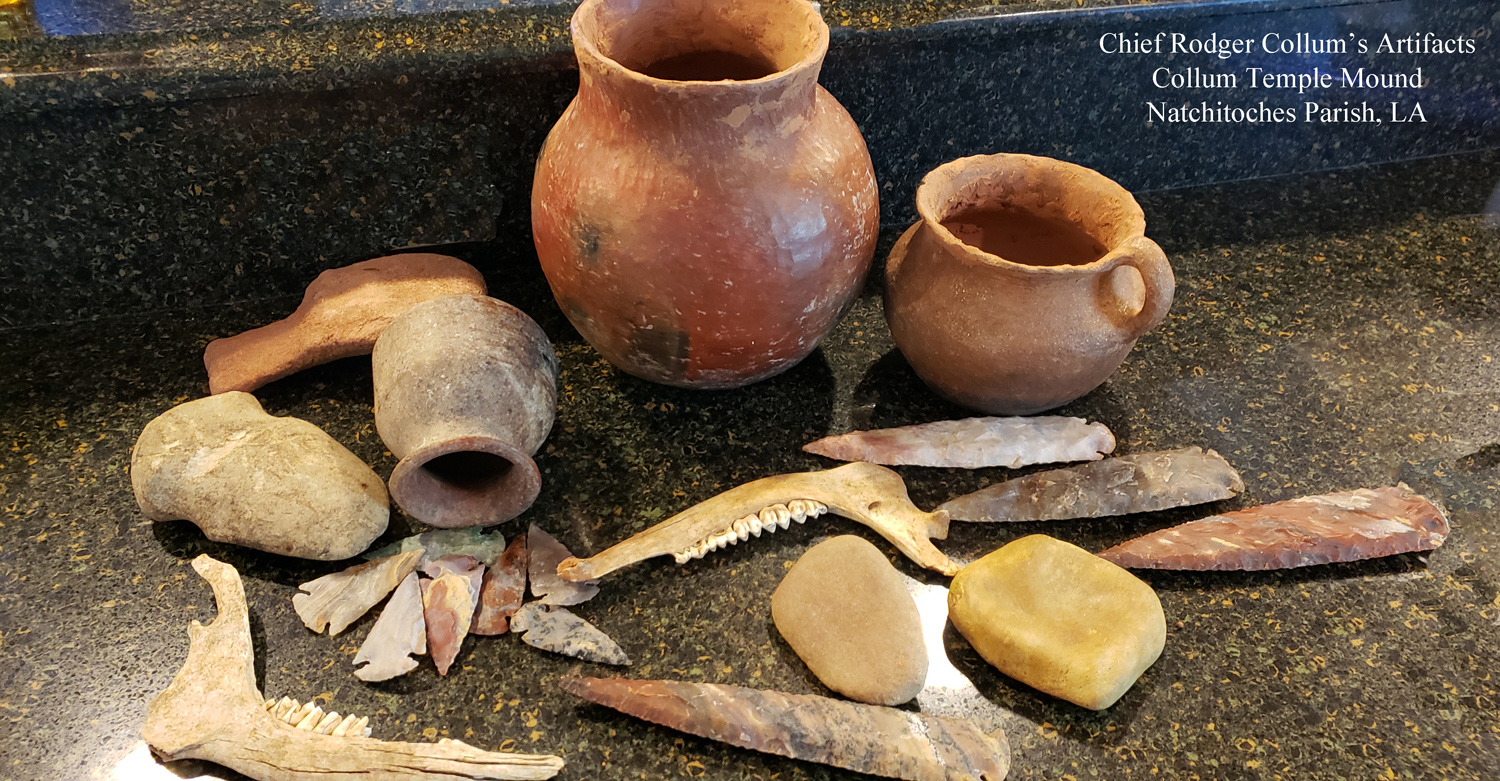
{"left": 143, "top": 555, "right": 565, "bottom": 780}
{"left": 562, "top": 677, "right": 1009, "bottom": 781}
{"left": 1096, "top": 483, "right": 1450, "bottom": 570}
{"left": 556, "top": 462, "right": 958, "bottom": 581}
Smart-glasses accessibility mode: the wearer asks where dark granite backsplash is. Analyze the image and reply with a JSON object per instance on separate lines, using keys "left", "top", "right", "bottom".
{"left": 2, "top": 0, "right": 1497, "bottom": 329}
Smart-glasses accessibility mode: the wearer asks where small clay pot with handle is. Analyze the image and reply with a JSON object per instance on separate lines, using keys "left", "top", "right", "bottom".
{"left": 885, "top": 154, "right": 1174, "bottom": 415}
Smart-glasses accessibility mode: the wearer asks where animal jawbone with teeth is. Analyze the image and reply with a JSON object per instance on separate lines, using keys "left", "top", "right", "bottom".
{"left": 557, "top": 462, "right": 958, "bottom": 580}
{"left": 142, "top": 554, "right": 564, "bottom": 780}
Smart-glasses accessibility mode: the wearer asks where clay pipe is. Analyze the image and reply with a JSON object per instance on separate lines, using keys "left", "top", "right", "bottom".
{"left": 204, "top": 253, "right": 486, "bottom": 394}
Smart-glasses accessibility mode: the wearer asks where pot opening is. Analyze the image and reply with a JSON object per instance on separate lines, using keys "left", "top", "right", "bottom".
{"left": 920, "top": 155, "right": 1145, "bottom": 268}
{"left": 389, "top": 439, "right": 542, "bottom": 528}
{"left": 577, "top": 0, "right": 824, "bottom": 83}
{"left": 939, "top": 205, "right": 1109, "bottom": 268}
{"left": 422, "top": 450, "right": 515, "bottom": 492}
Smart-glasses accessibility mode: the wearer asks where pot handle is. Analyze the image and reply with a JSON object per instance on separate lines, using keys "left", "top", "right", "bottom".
{"left": 1100, "top": 235, "right": 1175, "bottom": 339}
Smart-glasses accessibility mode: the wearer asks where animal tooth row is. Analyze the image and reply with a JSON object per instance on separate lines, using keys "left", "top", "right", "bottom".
{"left": 264, "top": 696, "right": 372, "bottom": 738}
{"left": 673, "top": 500, "right": 829, "bottom": 564}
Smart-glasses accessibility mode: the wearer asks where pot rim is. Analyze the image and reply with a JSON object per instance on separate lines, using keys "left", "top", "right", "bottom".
{"left": 914, "top": 153, "right": 1149, "bottom": 275}
{"left": 388, "top": 435, "right": 542, "bottom": 529}
{"left": 570, "top": 0, "right": 829, "bottom": 92}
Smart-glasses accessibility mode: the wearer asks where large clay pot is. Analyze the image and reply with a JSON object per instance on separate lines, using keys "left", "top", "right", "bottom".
{"left": 532, "top": 0, "right": 878, "bottom": 389}
{"left": 885, "top": 154, "right": 1175, "bottom": 415}
{"left": 372, "top": 294, "right": 559, "bottom": 529}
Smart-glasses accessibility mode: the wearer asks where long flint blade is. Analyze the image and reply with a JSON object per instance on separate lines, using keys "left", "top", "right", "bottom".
{"left": 562, "top": 677, "right": 1009, "bottom": 781}
{"left": 940, "top": 447, "right": 1244, "bottom": 523}
{"left": 1097, "top": 483, "right": 1449, "bottom": 570}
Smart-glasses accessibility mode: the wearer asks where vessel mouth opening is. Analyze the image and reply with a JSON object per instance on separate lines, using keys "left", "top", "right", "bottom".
{"left": 576, "top": 0, "right": 825, "bottom": 83}
{"left": 919, "top": 155, "right": 1143, "bottom": 268}
{"left": 389, "top": 438, "right": 541, "bottom": 529}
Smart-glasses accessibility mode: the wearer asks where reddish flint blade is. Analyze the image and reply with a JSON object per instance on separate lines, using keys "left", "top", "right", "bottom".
{"left": 561, "top": 677, "right": 1009, "bottom": 781}
{"left": 473, "top": 535, "right": 527, "bottom": 635}
{"left": 939, "top": 447, "right": 1244, "bottom": 523}
{"left": 1097, "top": 483, "right": 1449, "bottom": 571}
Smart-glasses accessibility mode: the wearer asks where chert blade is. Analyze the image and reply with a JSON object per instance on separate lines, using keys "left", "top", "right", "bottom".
{"left": 142, "top": 555, "right": 565, "bottom": 779}
{"left": 364, "top": 527, "right": 508, "bottom": 568}
{"left": 557, "top": 462, "right": 957, "bottom": 581}
{"left": 804, "top": 416, "right": 1115, "bottom": 469}
{"left": 561, "top": 677, "right": 1008, "bottom": 781}
{"left": 420, "top": 558, "right": 484, "bottom": 675}
{"left": 474, "top": 535, "right": 528, "bottom": 635}
{"left": 1096, "top": 483, "right": 1450, "bottom": 571}
{"left": 292, "top": 550, "right": 421, "bottom": 636}
{"left": 529, "top": 525, "right": 599, "bottom": 605}
{"left": 940, "top": 447, "right": 1244, "bottom": 523}
{"left": 353, "top": 571, "right": 427, "bottom": 682}
{"left": 512, "top": 603, "right": 630, "bottom": 666}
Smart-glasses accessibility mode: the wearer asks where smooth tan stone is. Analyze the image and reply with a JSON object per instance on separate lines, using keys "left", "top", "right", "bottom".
{"left": 771, "top": 535, "right": 927, "bottom": 705}
{"left": 948, "top": 534, "right": 1165, "bottom": 710}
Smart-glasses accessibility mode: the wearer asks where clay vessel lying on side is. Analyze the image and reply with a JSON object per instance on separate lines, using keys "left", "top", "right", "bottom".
{"left": 204, "top": 254, "right": 486, "bottom": 394}
{"left": 885, "top": 154, "right": 1175, "bottom": 415}
{"left": 532, "top": 0, "right": 878, "bottom": 389}
{"left": 372, "top": 295, "right": 559, "bottom": 528}
{"left": 130, "top": 392, "right": 389, "bottom": 560}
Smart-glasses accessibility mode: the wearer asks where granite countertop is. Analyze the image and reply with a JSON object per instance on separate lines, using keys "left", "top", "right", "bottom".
{"left": 0, "top": 0, "right": 1191, "bottom": 109}
{"left": 2, "top": 149, "right": 1497, "bottom": 779}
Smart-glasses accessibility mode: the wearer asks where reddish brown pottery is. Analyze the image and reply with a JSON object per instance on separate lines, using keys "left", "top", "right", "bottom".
{"left": 371, "top": 294, "right": 559, "bottom": 528}
{"left": 885, "top": 154, "right": 1175, "bottom": 415}
{"left": 532, "top": 0, "right": 879, "bottom": 389}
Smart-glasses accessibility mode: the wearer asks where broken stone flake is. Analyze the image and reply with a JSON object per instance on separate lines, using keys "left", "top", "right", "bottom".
{"left": 364, "top": 527, "right": 508, "bottom": 568}
{"left": 940, "top": 447, "right": 1244, "bottom": 523}
{"left": 353, "top": 571, "right": 427, "bottom": 682}
{"left": 292, "top": 550, "right": 421, "bottom": 636}
{"left": 421, "top": 560, "right": 484, "bottom": 676}
{"left": 804, "top": 416, "right": 1115, "bottom": 469}
{"left": 1096, "top": 483, "right": 1450, "bottom": 571}
{"left": 511, "top": 603, "right": 629, "bottom": 666}
{"left": 561, "top": 677, "right": 1009, "bottom": 781}
{"left": 474, "top": 535, "right": 528, "bottom": 635}
{"left": 529, "top": 525, "right": 599, "bottom": 606}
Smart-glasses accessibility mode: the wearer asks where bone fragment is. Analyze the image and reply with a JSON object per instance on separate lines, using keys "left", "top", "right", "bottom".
{"left": 474, "top": 535, "right": 528, "bottom": 635}
{"left": 421, "top": 557, "right": 484, "bottom": 676}
{"left": 557, "top": 462, "right": 958, "bottom": 581}
{"left": 940, "top": 447, "right": 1243, "bottom": 523}
{"left": 804, "top": 416, "right": 1115, "bottom": 469}
{"left": 142, "top": 555, "right": 564, "bottom": 779}
{"left": 1096, "top": 483, "right": 1450, "bottom": 571}
{"left": 562, "top": 677, "right": 1008, "bottom": 781}
{"left": 353, "top": 571, "right": 427, "bottom": 682}
{"left": 511, "top": 603, "right": 630, "bottom": 666}
{"left": 365, "top": 527, "right": 508, "bottom": 569}
{"left": 292, "top": 550, "right": 422, "bottom": 636}
{"left": 529, "top": 525, "right": 599, "bottom": 605}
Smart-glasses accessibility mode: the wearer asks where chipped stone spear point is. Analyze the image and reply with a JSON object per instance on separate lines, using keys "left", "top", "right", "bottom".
{"left": 556, "top": 462, "right": 958, "bottom": 581}
{"left": 804, "top": 416, "right": 1115, "bottom": 468}
{"left": 1096, "top": 483, "right": 1450, "bottom": 571}
{"left": 939, "top": 447, "right": 1244, "bottom": 523}
{"left": 561, "top": 677, "right": 1009, "bottom": 781}
{"left": 142, "top": 555, "right": 564, "bottom": 780}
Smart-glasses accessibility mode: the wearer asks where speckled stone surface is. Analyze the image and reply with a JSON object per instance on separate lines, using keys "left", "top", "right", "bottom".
{"left": 2, "top": 151, "right": 1497, "bottom": 780}
{"left": 2, "top": 0, "right": 1496, "bottom": 327}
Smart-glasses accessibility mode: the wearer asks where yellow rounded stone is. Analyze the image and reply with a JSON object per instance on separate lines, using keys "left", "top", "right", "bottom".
{"left": 948, "top": 534, "right": 1165, "bottom": 710}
